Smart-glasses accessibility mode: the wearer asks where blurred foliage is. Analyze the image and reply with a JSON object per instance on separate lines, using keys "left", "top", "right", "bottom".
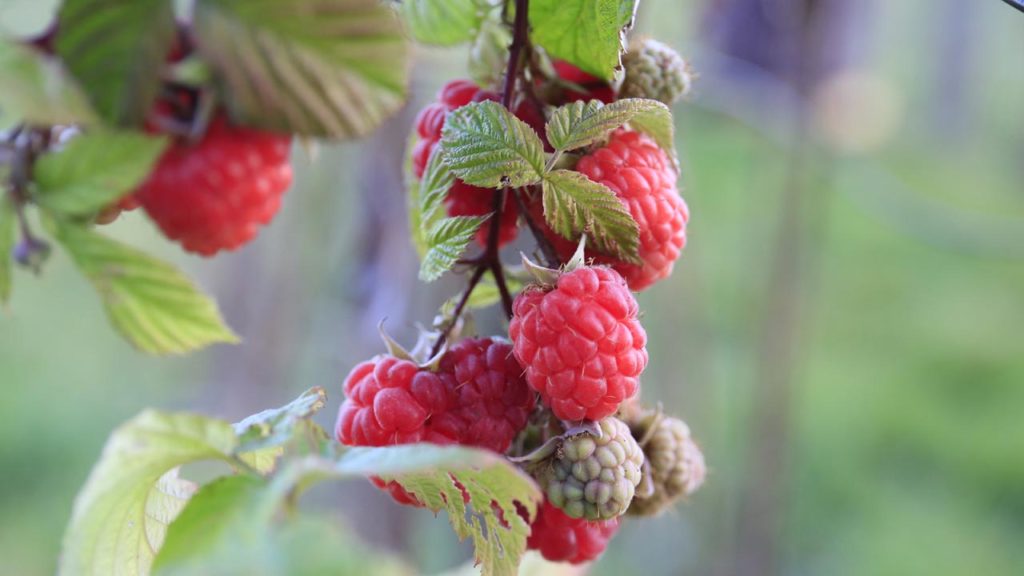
{"left": 1, "top": 0, "right": 1023, "bottom": 575}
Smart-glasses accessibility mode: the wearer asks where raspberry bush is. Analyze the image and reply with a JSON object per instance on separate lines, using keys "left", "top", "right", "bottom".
{"left": 0, "top": 0, "right": 708, "bottom": 574}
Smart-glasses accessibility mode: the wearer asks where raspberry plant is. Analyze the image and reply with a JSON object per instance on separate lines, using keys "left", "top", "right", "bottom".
{"left": 0, "top": 0, "right": 706, "bottom": 574}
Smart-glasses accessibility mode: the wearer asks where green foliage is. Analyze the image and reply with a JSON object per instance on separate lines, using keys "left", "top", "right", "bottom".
{"left": 50, "top": 221, "right": 237, "bottom": 355}
{"left": 193, "top": 0, "right": 409, "bottom": 138}
{"left": 420, "top": 215, "right": 488, "bottom": 282}
{"left": 233, "top": 387, "right": 327, "bottom": 454}
{"left": 377, "top": 449, "right": 541, "bottom": 576}
{"left": 0, "top": 39, "right": 97, "bottom": 127}
{"left": 547, "top": 98, "right": 671, "bottom": 153}
{"left": 0, "top": 195, "right": 14, "bottom": 304}
{"left": 625, "top": 99, "right": 678, "bottom": 168}
{"left": 529, "top": 0, "right": 637, "bottom": 81}
{"left": 59, "top": 411, "right": 238, "bottom": 576}
{"left": 440, "top": 101, "right": 546, "bottom": 188}
{"left": 33, "top": 132, "right": 167, "bottom": 216}
{"left": 55, "top": 0, "right": 176, "bottom": 127}
{"left": 468, "top": 18, "right": 512, "bottom": 87}
{"left": 400, "top": 0, "right": 483, "bottom": 46}
{"left": 542, "top": 169, "right": 640, "bottom": 261}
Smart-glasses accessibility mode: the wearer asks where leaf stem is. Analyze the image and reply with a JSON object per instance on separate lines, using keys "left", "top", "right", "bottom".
{"left": 513, "top": 187, "right": 560, "bottom": 268}
{"left": 430, "top": 264, "right": 487, "bottom": 357}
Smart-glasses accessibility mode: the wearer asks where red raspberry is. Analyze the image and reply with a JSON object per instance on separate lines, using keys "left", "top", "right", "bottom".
{"left": 553, "top": 61, "right": 616, "bottom": 104}
{"left": 446, "top": 181, "right": 519, "bottom": 247}
{"left": 575, "top": 129, "right": 688, "bottom": 290}
{"left": 509, "top": 266, "right": 647, "bottom": 421}
{"left": 336, "top": 338, "right": 535, "bottom": 505}
{"left": 134, "top": 114, "right": 292, "bottom": 256}
{"left": 527, "top": 500, "right": 620, "bottom": 564}
{"left": 438, "top": 337, "right": 536, "bottom": 453}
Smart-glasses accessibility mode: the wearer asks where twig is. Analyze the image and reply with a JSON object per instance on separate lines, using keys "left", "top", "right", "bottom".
{"left": 430, "top": 264, "right": 487, "bottom": 357}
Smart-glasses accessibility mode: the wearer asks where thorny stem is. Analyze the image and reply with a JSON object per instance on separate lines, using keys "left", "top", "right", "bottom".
{"left": 433, "top": 0, "right": 530, "bottom": 354}
{"left": 4, "top": 127, "right": 49, "bottom": 263}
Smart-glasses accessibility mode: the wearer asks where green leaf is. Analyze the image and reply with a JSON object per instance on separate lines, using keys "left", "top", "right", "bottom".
{"left": 440, "top": 100, "right": 545, "bottom": 188}
{"left": 50, "top": 221, "right": 238, "bottom": 355}
{"left": 529, "top": 0, "right": 637, "bottom": 81}
{"left": 155, "top": 476, "right": 411, "bottom": 576}
{"left": 55, "top": 0, "right": 177, "bottom": 126}
{"left": 404, "top": 132, "right": 428, "bottom": 258}
{"left": 193, "top": 0, "right": 409, "bottom": 138}
{"left": 33, "top": 132, "right": 167, "bottom": 216}
{"left": 374, "top": 447, "right": 542, "bottom": 576}
{"left": 420, "top": 215, "right": 488, "bottom": 282}
{"left": 0, "top": 195, "right": 14, "bottom": 305}
{"left": 419, "top": 146, "right": 457, "bottom": 233}
{"left": 400, "top": 0, "right": 482, "bottom": 46}
{"left": 234, "top": 387, "right": 327, "bottom": 454}
{"left": 59, "top": 411, "right": 239, "bottom": 576}
{"left": 542, "top": 169, "right": 640, "bottom": 261}
{"left": 0, "top": 39, "right": 98, "bottom": 126}
{"left": 546, "top": 98, "right": 671, "bottom": 154}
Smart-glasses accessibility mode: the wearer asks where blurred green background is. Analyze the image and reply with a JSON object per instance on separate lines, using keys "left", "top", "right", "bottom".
{"left": 2, "top": 0, "right": 1023, "bottom": 575}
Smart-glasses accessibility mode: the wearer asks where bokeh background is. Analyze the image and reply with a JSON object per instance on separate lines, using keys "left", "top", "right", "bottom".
{"left": 2, "top": 0, "right": 1023, "bottom": 574}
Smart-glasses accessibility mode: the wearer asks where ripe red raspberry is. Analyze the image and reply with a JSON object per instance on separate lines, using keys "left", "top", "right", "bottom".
{"left": 509, "top": 266, "right": 647, "bottom": 421}
{"left": 438, "top": 337, "right": 537, "bottom": 453}
{"left": 133, "top": 114, "right": 292, "bottom": 256}
{"left": 553, "top": 61, "right": 615, "bottom": 104}
{"left": 336, "top": 338, "right": 535, "bottom": 505}
{"left": 575, "top": 129, "right": 688, "bottom": 290}
{"left": 527, "top": 500, "right": 620, "bottom": 564}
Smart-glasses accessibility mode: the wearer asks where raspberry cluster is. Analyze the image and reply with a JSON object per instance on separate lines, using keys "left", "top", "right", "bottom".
{"left": 335, "top": 40, "right": 703, "bottom": 568}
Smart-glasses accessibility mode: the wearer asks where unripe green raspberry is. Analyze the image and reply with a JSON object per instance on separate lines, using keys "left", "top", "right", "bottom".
{"left": 627, "top": 413, "right": 706, "bottom": 517}
{"left": 619, "top": 38, "right": 693, "bottom": 105}
{"left": 538, "top": 418, "right": 644, "bottom": 520}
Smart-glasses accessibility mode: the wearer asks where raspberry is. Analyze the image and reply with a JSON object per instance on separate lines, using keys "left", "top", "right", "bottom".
{"left": 619, "top": 39, "right": 693, "bottom": 105}
{"left": 535, "top": 418, "right": 644, "bottom": 520}
{"left": 552, "top": 61, "right": 615, "bottom": 104}
{"left": 554, "top": 129, "right": 688, "bottom": 291}
{"left": 134, "top": 114, "right": 293, "bottom": 256}
{"left": 509, "top": 266, "right": 647, "bottom": 421}
{"left": 527, "top": 500, "right": 620, "bottom": 564}
{"left": 627, "top": 413, "right": 706, "bottom": 517}
{"left": 445, "top": 182, "right": 519, "bottom": 247}
{"left": 336, "top": 338, "right": 535, "bottom": 504}
{"left": 438, "top": 337, "right": 536, "bottom": 453}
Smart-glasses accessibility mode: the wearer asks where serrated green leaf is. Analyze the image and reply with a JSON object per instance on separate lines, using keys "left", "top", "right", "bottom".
{"left": 546, "top": 98, "right": 671, "bottom": 153}
{"left": 59, "top": 411, "right": 239, "bottom": 576}
{"left": 234, "top": 387, "right": 327, "bottom": 455}
{"left": 50, "top": 221, "right": 238, "bottom": 355}
{"left": 440, "top": 100, "right": 545, "bottom": 188}
{"left": 542, "top": 169, "right": 640, "bottom": 261}
{"left": 0, "top": 39, "right": 98, "bottom": 126}
{"left": 529, "top": 0, "right": 637, "bottom": 81}
{"left": 34, "top": 132, "right": 167, "bottom": 216}
{"left": 0, "top": 195, "right": 14, "bottom": 305}
{"left": 376, "top": 448, "right": 542, "bottom": 576}
{"left": 420, "top": 215, "right": 488, "bottom": 282}
{"left": 419, "top": 146, "right": 457, "bottom": 232}
{"left": 400, "top": 0, "right": 482, "bottom": 46}
{"left": 404, "top": 132, "right": 428, "bottom": 258}
{"left": 55, "top": 0, "right": 176, "bottom": 126}
{"left": 194, "top": 0, "right": 409, "bottom": 139}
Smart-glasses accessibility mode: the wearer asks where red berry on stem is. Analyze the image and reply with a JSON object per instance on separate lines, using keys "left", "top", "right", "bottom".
{"left": 134, "top": 114, "right": 292, "bottom": 256}
{"left": 509, "top": 266, "right": 647, "bottom": 421}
